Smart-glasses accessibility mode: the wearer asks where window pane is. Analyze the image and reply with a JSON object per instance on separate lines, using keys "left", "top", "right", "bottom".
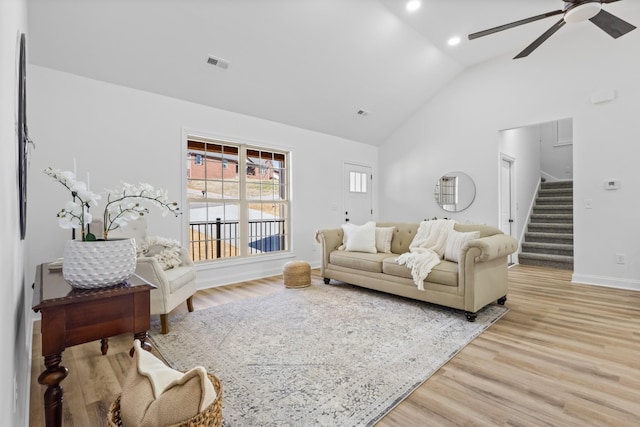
{"left": 349, "top": 171, "right": 367, "bottom": 193}
{"left": 247, "top": 203, "right": 288, "bottom": 254}
{"left": 220, "top": 181, "right": 240, "bottom": 199}
{"left": 187, "top": 179, "right": 207, "bottom": 198}
{"left": 188, "top": 201, "right": 240, "bottom": 261}
{"left": 246, "top": 148, "right": 285, "bottom": 201}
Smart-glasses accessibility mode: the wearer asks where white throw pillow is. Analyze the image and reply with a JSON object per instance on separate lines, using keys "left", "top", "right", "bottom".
{"left": 444, "top": 230, "right": 480, "bottom": 263}
{"left": 343, "top": 221, "right": 377, "bottom": 253}
{"left": 340, "top": 223, "right": 356, "bottom": 250}
{"left": 375, "top": 227, "right": 395, "bottom": 253}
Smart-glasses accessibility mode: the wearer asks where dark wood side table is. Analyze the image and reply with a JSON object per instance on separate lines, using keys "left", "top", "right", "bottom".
{"left": 32, "top": 263, "right": 156, "bottom": 427}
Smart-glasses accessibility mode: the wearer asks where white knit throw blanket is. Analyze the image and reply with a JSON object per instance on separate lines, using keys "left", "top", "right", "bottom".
{"left": 396, "top": 219, "right": 455, "bottom": 290}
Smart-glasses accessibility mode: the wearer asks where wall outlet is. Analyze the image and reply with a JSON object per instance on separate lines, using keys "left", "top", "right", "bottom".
{"left": 615, "top": 253, "right": 626, "bottom": 264}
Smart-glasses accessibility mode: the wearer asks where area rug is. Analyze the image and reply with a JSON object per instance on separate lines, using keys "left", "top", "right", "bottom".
{"left": 149, "top": 283, "right": 508, "bottom": 426}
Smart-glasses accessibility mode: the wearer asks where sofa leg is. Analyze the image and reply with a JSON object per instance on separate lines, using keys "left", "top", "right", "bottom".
{"left": 323, "top": 278, "right": 330, "bottom": 284}
{"left": 464, "top": 311, "right": 477, "bottom": 322}
{"left": 160, "top": 314, "right": 169, "bottom": 334}
{"left": 186, "top": 296, "right": 194, "bottom": 312}
{"left": 497, "top": 295, "right": 507, "bottom": 305}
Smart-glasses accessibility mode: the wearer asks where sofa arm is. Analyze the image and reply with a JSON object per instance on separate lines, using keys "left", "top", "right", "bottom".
{"left": 315, "top": 228, "right": 343, "bottom": 270}
{"left": 466, "top": 234, "right": 518, "bottom": 262}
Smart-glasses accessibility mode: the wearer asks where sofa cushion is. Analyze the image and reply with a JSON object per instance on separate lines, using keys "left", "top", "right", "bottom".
{"left": 330, "top": 250, "right": 394, "bottom": 273}
{"left": 382, "top": 257, "right": 458, "bottom": 287}
{"left": 444, "top": 230, "right": 480, "bottom": 263}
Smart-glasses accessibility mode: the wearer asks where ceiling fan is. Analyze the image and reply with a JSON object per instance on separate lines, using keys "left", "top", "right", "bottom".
{"left": 468, "top": 0, "right": 636, "bottom": 59}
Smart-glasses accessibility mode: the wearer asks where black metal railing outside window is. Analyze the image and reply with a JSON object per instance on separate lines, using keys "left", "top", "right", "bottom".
{"left": 189, "top": 218, "right": 286, "bottom": 261}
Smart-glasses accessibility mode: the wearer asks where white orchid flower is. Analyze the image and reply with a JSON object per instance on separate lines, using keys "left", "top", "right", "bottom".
{"left": 58, "top": 216, "right": 77, "bottom": 229}
{"left": 71, "top": 181, "right": 87, "bottom": 192}
{"left": 64, "top": 200, "right": 82, "bottom": 213}
{"left": 60, "top": 170, "right": 76, "bottom": 184}
{"left": 46, "top": 166, "right": 180, "bottom": 240}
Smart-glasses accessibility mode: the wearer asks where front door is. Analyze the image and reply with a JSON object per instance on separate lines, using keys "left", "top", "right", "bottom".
{"left": 343, "top": 162, "right": 373, "bottom": 225}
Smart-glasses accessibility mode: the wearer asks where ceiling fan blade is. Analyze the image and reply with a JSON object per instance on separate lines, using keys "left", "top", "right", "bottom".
{"left": 514, "top": 18, "right": 566, "bottom": 59}
{"left": 468, "top": 10, "right": 564, "bottom": 40}
{"left": 589, "top": 9, "right": 636, "bottom": 38}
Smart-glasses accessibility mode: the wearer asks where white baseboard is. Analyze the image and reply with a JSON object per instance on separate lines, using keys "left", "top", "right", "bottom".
{"left": 195, "top": 259, "right": 322, "bottom": 290}
{"left": 572, "top": 273, "right": 640, "bottom": 291}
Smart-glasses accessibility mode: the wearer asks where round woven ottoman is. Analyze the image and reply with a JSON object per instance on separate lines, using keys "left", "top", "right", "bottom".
{"left": 283, "top": 261, "right": 311, "bottom": 288}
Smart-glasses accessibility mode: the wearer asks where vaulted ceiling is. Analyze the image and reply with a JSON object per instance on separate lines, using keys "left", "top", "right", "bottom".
{"left": 27, "top": 0, "right": 640, "bottom": 145}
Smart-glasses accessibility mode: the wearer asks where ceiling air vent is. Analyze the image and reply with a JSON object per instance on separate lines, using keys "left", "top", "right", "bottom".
{"left": 207, "top": 55, "right": 230, "bottom": 70}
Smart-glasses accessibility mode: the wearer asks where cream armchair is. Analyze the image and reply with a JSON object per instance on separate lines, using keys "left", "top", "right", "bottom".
{"left": 108, "top": 218, "right": 197, "bottom": 334}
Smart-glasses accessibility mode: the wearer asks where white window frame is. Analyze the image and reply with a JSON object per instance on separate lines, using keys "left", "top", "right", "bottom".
{"left": 182, "top": 132, "right": 291, "bottom": 264}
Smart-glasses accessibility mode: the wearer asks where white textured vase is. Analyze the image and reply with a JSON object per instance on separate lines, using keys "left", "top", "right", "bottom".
{"left": 62, "top": 238, "right": 137, "bottom": 289}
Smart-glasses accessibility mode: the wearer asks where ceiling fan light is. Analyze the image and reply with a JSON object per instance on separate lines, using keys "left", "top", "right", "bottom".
{"left": 564, "top": 2, "right": 602, "bottom": 24}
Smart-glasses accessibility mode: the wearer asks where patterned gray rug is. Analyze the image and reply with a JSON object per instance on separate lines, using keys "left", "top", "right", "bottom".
{"left": 149, "top": 283, "right": 508, "bottom": 427}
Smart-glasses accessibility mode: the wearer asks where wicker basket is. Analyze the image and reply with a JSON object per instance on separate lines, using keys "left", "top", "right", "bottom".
{"left": 283, "top": 261, "right": 311, "bottom": 288}
{"left": 107, "top": 373, "right": 222, "bottom": 427}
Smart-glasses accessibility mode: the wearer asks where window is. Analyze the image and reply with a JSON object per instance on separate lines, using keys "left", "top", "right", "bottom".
{"left": 349, "top": 171, "right": 367, "bottom": 193}
{"left": 186, "top": 139, "right": 290, "bottom": 261}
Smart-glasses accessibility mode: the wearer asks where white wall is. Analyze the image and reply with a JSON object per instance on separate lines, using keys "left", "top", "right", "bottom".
{"left": 379, "top": 29, "right": 640, "bottom": 290}
{"left": 540, "top": 120, "right": 573, "bottom": 181}
{"left": 499, "top": 125, "right": 542, "bottom": 245}
{"left": 26, "top": 66, "right": 378, "bottom": 289}
{"left": 0, "top": 0, "right": 31, "bottom": 425}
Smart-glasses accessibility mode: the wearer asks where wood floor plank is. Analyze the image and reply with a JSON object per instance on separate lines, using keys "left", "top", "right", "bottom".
{"left": 29, "top": 265, "right": 640, "bottom": 426}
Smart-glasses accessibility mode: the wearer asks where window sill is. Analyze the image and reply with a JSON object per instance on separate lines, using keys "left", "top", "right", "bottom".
{"left": 195, "top": 251, "right": 296, "bottom": 271}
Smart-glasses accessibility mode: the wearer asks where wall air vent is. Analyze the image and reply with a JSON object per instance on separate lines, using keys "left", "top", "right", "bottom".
{"left": 207, "top": 55, "right": 230, "bottom": 70}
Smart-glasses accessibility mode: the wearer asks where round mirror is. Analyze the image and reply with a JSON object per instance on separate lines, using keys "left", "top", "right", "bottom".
{"left": 434, "top": 172, "right": 476, "bottom": 212}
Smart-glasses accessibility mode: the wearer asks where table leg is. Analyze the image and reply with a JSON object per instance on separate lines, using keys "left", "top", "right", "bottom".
{"left": 37, "top": 354, "right": 68, "bottom": 427}
{"left": 100, "top": 338, "right": 109, "bottom": 355}
{"left": 129, "top": 331, "right": 152, "bottom": 357}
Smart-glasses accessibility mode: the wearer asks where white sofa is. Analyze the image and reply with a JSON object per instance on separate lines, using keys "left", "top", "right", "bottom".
{"left": 315, "top": 221, "right": 518, "bottom": 321}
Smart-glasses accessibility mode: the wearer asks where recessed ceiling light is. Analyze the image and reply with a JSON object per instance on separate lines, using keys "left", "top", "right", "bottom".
{"left": 406, "top": 1, "right": 421, "bottom": 12}
{"left": 448, "top": 36, "right": 461, "bottom": 47}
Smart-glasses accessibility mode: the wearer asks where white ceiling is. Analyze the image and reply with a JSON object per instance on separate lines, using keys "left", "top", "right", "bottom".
{"left": 27, "top": 0, "right": 640, "bottom": 145}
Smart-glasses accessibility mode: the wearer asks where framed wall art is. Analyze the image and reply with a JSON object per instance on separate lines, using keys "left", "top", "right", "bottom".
{"left": 18, "top": 33, "right": 30, "bottom": 240}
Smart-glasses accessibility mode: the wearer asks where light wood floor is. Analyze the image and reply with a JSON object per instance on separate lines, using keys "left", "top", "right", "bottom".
{"left": 29, "top": 265, "right": 640, "bottom": 426}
